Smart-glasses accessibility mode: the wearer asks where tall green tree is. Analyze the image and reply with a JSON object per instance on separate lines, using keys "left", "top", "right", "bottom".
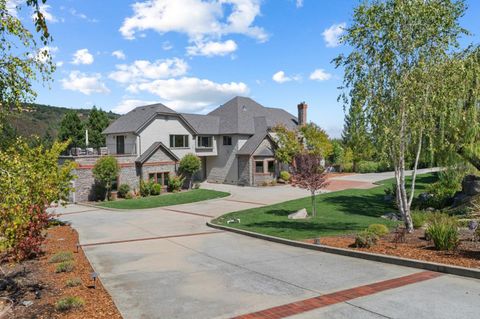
{"left": 335, "top": 0, "right": 467, "bottom": 231}
{"left": 58, "top": 111, "right": 85, "bottom": 149}
{"left": 0, "top": 0, "right": 55, "bottom": 126}
{"left": 93, "top": 156, "right": 119, "bottom": 201}
{"left": 300, "top": 123, "right": 333, "bottom": 159}
{"left": 86, "top": 106, "right": 110, "bottom": 148}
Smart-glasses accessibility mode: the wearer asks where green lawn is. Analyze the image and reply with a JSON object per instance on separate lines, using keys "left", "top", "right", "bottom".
{"left": 213, "top": 173, "right": 438, "bottom": 240}
{"left": 99, "top": 189, "right": 230, "bottom": 209}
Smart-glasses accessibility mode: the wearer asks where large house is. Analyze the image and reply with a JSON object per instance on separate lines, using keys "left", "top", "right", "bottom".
{"left": 63, "top": 96, "right": 308, "bottom": 202}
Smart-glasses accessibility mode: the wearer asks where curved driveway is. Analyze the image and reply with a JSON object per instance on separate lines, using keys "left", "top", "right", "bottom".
{"left": 56, "top": 171, "right": 479, "bottom": 319}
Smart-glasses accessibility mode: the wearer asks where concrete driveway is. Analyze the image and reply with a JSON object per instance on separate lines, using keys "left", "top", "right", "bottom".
{"left": 55, "top": 179, "right": 480, "bottom": 319}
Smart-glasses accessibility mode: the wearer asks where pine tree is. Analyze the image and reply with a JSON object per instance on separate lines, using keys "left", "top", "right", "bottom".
{"left": 86, "top": 106, "right": 110, "bottom": 148}
{"left": 58, "top": 111, "right": 85, "bottom": 149}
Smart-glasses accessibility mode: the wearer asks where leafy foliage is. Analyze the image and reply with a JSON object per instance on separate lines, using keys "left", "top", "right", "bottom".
{"left": 272, "top": 124, "right": 303, "bottom": 164}
{"left": 55, "top": 261, "right": 75, "bottom": 273}
{"left": 92, "top": 156, "right": 119, "bottom": 200}
{"left": 179, "top": 154, "right": 201, "bottom": 189}
{"left": 367, "top": 224, "right": 389, "bottom": 237}
{"left": 58, "top": 111, "right": 85, "bottom": 149}
{"left": 299, "top": 123, "right": 333, "bottom": 159}
{"left": 411, "top": 211, "right": 428, "bottom": 229}
{"left": 354, "top": 230, "right": 379, "bottom": 248}
{"left": 279, "top": 170, "right": 291, "bottom": 182}
{"left": 292, "top": 153, "right": 328, "bottom": 217}
{"left": 117, "top": 184, "right": 130, "bottom": 198}
{"left": 168, "top": 175, "right": 185, "bottom": 193}
{"left": 86, "top": 106, "right": 110, "bottom": 148}
{"left": 0, "top": 139, "right": 75, "bottom": 260}
{"left": 425, "top": 213, "right": 459, "bottom": 250}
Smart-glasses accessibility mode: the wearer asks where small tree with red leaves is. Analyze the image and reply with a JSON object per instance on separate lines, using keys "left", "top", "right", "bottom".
{"left": 292, "top": 153, "right": 329, "bottom": 217}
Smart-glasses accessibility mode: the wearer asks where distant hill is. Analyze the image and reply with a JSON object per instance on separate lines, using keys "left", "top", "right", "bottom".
{"left": 6, "top": 103, "right": 120, "bottom": 140}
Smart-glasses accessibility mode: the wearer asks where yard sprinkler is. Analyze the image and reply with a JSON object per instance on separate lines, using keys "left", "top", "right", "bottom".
{"left": 75, "top": 244, "right": 80, "bottom": 253}
{"left": 91, "top": 272, "right": 99, "bottom": 289}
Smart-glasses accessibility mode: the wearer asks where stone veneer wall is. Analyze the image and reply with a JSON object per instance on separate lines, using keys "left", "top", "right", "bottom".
{"left": 140, "top": 147, "right": 178, "bottom": 181}
{"left": 237, "top": 155, "right": 252, "bottom": 186}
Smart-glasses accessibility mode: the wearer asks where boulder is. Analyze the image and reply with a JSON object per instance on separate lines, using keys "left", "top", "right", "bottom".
{"left": 381, "top": 212, "right": 401, "bottom": 221}
{"left": 462, "top": 175, "right": 480, "bottom": 196}
{"left": 288, "top": 208, "right": 308, "bottom": 219}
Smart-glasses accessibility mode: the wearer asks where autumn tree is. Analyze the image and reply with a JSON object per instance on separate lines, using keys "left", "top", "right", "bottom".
{"left": 292, "top": 153, "right": 329, "bottom": 217}
{"left": 335, "top": 0, "right": 468, "bottom": 231}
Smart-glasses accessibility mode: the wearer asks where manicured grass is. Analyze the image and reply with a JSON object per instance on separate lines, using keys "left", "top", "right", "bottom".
{"left": 99, "top": 189, "right": 230, "bottom": 209}
{"left": 213, "top": 173, "right": 437, "bottom": 240}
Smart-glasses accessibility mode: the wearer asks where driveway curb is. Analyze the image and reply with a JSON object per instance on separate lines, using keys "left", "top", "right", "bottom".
{"left": 206, "top": 222, "right": 480, "bottom": 280}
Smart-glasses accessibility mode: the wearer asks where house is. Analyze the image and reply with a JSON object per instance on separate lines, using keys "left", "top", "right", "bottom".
{"left": 62, "top": 96, "right": 307, "bottom": 202}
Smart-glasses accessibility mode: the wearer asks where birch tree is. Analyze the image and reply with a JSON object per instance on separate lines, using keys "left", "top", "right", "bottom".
{"left": 335, "top": 0, "right": 467, "bottom": 231}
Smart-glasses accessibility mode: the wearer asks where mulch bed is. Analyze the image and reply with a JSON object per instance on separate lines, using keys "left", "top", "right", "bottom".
{"left": 0, "top": 225, "right": 122, "bottom": 319}
{"left": 307, "top": 229, "right": 480, "bottom": 269}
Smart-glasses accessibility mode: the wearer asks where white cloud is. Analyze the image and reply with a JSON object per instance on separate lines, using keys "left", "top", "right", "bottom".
{"left": 61, "top": 71, "right": 110, "bottom": 95}
{"left": 127, "top": 77, "right": 249, "bottom": 112}
{"left": 56, "top": 61, "right": 64, "bottom": 67}
{"left": 296, "top": 0, "right": 304, "bottom": 8}
{"left": 162, "top": 41, "right": 173, "bottom": 50}
{"left": 69, "top": 8, "right": 98, "bottom": 23}
{"left": 187, "top": 39, "right": 237, "bottom": 57}
{"left": 6, "top": 0, "right": 22, "bottom": 17}
{"left": 309, "top": 69, "right": 332, "bottom": 81}
{"left": 322, "top": 22, "right": 346, "bottom": 48}
{"left": 112, "top": 50, "right": 126, "bottom": 60}
{"left": 33, "top": 46, "right": 58, "bottom": 64}
{"left": 109, "top": 58, "right": 189, "bottom": 84}
{"left": 72, "top": 48, "right": 94, "bottom": 65}
{"left": 120, "top": 0, "right": 267, "bottom": 55}
{"left": 112, "top": 99, "right": 158, "bottom": 114}
{"left": 272, "top": 70, "right": 301, "bottom": 83}
{"left": 32, "top": 4, "right": 58, "bottom": 23}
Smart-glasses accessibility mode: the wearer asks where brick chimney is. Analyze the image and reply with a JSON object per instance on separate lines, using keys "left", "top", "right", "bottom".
{"left": 297, "top": 102, "right": 308, "bottom": 126}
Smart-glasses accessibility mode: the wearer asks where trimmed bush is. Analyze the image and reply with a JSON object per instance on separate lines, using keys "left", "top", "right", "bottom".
{"left": 55, "top": 261, "right": 75, "bottom": 273}
{"left": 411, "top": 211, "right": 428, "bottom": 229}
{"left": 49, "top": 251, "right": 73, "bottom": 264}
{"left": 168, "top": 175, "right": 185, "bottom": 192}
{"left": 425, "top": 213, "right": 459, "bottom": 251}
{"left": 367, "top": 224, "right": 389, "bottom": 236}
{"left": 117, "top": 184, "right": 130, "bottom": 198}
{"left": 357, "top": 161, "right": 379, "bottom": 173}
{"left": 151, "top": 183, "right": 162, "bottom": 196}
{"left": 65, "top": 278, "right": 82, "bottom": 287}
{"left": 279, "top": 171, "right": 291, "bottom": 182}
{"left": 55, "top": 296, "right": 85, "bottom": 312}
{"left": 354, "top": 230, "right": 379, "bottom": 248}
{"left": 125, "top": 192, "right": 134, "bottom": 199}
{"left": 140, "top": 181, "right": 153, "bottom": 197}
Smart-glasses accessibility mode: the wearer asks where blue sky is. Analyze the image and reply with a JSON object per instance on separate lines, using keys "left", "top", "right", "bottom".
{"left": 10, "top": 0, "right": 480, "bottom": 137}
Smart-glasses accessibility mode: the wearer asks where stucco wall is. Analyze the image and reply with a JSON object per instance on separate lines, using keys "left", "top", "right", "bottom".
{"left": 206, "top": 135, "right": 249, "bottom": 184}
{"left": 237, "top": 155, "right": 252, "bottom": 186}
{"left": 105, "top": 133, "right": 137, "bottom": 155}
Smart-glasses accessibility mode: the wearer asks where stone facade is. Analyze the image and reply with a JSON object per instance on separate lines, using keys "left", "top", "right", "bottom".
{"left": 237, "top": 155, "right": 252, "bottom": 186}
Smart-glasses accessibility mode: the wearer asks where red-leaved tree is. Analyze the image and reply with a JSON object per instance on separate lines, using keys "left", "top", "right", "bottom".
{"left": 293, "top": 153, "right": 329, "bottom": 217}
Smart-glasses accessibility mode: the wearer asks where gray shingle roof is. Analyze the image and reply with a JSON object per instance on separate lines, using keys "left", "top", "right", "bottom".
{"left": 237, "top": 132, "right": 268, "bottom": 156}
{"left": 179, "top": 113, "right": 220, "bottom": 135}
{"left": 135, "top": 142, "right": 179, "bottom": 164}
{"left": 103, "top": 103, "right": 177, "bottom": 134}
{"left": 208, "top": 96, "right": 298, "bottom": 134}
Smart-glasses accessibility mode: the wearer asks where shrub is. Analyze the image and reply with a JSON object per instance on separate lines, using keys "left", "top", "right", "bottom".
{"left": 357, "top": 161, "right": 379, "bottom": 173}
{"left": 193, "top": 183, "right": 201, "bottom": 189}
{"left": 367, "top": 224, "right": 389, "bottom": 236}
{"left": 425, "top": 213, "right": 459, "bottom": 251}
{"left": 151, "top": 183, "right": 162, "bottom": 196}
{"left": 179, "top": 154, "right": 201, "bottom": 189}
{"left": 65, "top": 278, "right": 82, "bottom": 287}
{"left": 411, "top": 211, "right": 428, "bottom": 229}
{"left": 279, "top": 171, "right": 291, "bottom": 182}
{"left": 140, "top": 180, "right": 153, "bottom": 197}
{"left": 125, "top": 192, "right": 134, "bottom": 199}
{"left": 92, "top": 156, "right": 119, "bottom": 201}
{"left": 354, "top": 230, "right": 379, "bottom": 248}
{"left": 168, "top": 175, "right": 185, "bottom": 192}
{"left": 49, "top": 251, "right": 73, "bottom": 263}
{"left": 117, "top": 184, "right": 130, "bottom": 198}
{"left": 55, "top": 296, "right": 85, "bottom": 312}
{"left": 55, "top": 261, "right": 75, "bottom": 273}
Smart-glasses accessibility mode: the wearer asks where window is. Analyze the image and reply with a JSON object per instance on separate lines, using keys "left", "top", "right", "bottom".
{"left": 148, "top": 172, "right": 170, "bottom": 186}
{"left": 170, "top": 135, "right": 189, "bottom": 148}
{"left": 255, "top": 161, "right": 264, "bottom": 173}
{"left": 223, "top": 136, "right": 232, "bottom": 146}
{"left": 111, "top": 177, "right": 119, "bottom": 191}
{"left": 116, "top": 136, "right": 125, "bottom": 154}
{"left": 268, "top": 161, "right": 275, "bottom": 173}
{"left": 197, "top": 136, "right": 213, "bottom": 148}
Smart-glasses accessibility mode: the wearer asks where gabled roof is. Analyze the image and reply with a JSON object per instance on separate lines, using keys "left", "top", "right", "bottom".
{"left": 135, "top": 142, "right": 179, "bottom": 164}
{"left": 104, "top": 103, "right": 177, "bottom": 134}
{"left": 208, "top": 96, "right": 298, "bottom": 134}
{"left": 179, "top": 113, "right": 220, "bottom": 135}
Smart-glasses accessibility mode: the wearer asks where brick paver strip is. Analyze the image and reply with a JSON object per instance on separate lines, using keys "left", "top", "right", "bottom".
{"left": 58, "top": 208, "right": 100, "bottom": 216}
{"left": 224, "top": 199, "right": 268, "bottom": 206}
{"left": 161, "top": 208, "right": 215, "bottom": 218}
{"left": 232, "top": 271, "right": 443, "bottom": 319}
{"left": 80, "top": 230, "right": 224, "bottom": 247}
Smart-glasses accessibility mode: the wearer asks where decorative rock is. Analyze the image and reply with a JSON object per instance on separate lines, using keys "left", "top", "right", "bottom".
{"left": 288, "top": 208, "right": 308, "bottom": 219}
{"left": 468, "top": 220, "right": 479, "bottom": 231}
{"left": 381, "top": 212, "right": 401, "bottom": 221}
{"left": 418, "top": 192, "right": 433, "bottom": 203}
{"left": 462, "top": 175, "right": 480, "bottom": 196}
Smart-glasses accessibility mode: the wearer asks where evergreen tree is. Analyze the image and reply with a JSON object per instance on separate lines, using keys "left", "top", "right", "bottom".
{"left": 341, "top": 99, "right": 372, "bottom": 171}
{"left": 86, "top": 106, "right": 110, "bottom": 148}
{"left": 58, "top": 111, "right": 85, "bottom": 149}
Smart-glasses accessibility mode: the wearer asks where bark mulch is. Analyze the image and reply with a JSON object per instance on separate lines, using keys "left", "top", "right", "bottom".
{"left": 308, "top": 229, "right": 480, "bottom": 269}
{"left": 0, "top": 225, "right": 122, "bottom": 319}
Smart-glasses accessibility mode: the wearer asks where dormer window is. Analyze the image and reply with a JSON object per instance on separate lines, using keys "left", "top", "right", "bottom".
{"left": 197, "top": 136, "right": 213, "bottom": 148}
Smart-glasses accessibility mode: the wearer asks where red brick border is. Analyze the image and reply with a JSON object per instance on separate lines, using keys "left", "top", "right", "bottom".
{"left": 224, "top": 199, "right": 268, "bottom": 206}
{"left": 161, "top": 208, "right": 215, "bottom": 218}
{"left": 232, "top": 271, "right": 442, "bottom": 319}
{"left": 80, "top": 230, "right": 223, "bottom": 247}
